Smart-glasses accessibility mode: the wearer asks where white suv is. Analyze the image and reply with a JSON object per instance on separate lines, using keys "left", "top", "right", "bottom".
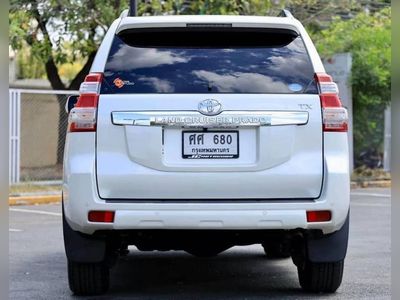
{"left": 63, "top": 10, "right": 349, "bottom": 296}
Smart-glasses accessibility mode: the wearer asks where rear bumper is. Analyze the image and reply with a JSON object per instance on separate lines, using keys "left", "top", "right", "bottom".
{"left": 63, "top": 132, "right": 350, "bottom": 235}
{"left": 110, "top": 209, "right": 307, "bottom": 230}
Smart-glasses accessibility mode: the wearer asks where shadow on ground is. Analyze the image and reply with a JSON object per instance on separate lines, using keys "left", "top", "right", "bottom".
{"left": 98, "top": 247, "right": 321, "bottom": 300}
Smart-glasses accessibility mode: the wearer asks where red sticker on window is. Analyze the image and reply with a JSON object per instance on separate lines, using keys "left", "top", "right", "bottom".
{"left": 113, "top": 78, "right": 125, "bottom": 88}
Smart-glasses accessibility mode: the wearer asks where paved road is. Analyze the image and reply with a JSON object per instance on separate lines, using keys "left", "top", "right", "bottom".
{"left": 9, "top": 188, "right": 391, "bottom": 299}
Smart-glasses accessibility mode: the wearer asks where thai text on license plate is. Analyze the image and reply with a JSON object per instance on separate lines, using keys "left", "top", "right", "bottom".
{"left": 182, "top": 131, "right": 239, "bottom": 159}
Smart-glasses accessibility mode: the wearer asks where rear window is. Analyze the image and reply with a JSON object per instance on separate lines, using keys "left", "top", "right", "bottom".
{"left": 101, "top": 28, "right": 318, "bottom": 94}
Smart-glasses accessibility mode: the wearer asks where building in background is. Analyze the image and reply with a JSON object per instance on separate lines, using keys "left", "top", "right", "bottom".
{"left": 323, "top": 53, "right": 353, "bottom": 170}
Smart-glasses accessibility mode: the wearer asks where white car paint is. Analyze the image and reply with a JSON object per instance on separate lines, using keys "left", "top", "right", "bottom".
{"left": 63, "top": 14, "right": 349, "bottom": 236}
{"left": 96, "top": 94, "right": 323, "bottom": 199}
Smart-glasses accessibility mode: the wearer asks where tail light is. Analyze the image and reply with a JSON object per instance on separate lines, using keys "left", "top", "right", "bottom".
{"left": 306, "top": 210, "right": 332, "bottom": 222}
{"left": 315, "top": 73, "right": 348, "bottom": 132}
{"left": 88, "top": 211, "right": 115, "bottom": 223}
{"left": 68, "top": 73, "right": 103, "bottom": 132}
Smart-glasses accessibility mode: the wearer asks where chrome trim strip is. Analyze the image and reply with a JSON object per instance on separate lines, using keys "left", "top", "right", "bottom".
{"left": 111, "top": 111, "right": 309, "bottom": 128}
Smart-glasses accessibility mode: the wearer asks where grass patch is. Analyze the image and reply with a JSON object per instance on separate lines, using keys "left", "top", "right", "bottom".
{"left": 10, "top": 184, "right": 62, "bottom": 195}
{"left": 351, "top": 167, "right": 391, "bottom": 182}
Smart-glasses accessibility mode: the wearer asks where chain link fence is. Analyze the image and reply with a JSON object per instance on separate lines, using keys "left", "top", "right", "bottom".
{"left": 9, "top": 89, "right": 78, "bottom": 183}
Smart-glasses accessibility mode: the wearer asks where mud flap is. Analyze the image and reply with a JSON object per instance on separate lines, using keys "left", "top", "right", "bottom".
{"left": 63, "top": 204, "right": 106, "bottom": 263}
{"left": 307, "top": 211, "right": 349, "bottom": 263}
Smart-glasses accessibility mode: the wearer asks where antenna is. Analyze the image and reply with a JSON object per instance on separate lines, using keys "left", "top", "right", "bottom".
{"left": 129, "top": 0, "right": 137, "bottom": 16}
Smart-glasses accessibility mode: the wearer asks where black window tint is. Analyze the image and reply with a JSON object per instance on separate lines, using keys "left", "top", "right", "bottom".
{"left": 102, "top": 29, "right": 317, "bottom": 94}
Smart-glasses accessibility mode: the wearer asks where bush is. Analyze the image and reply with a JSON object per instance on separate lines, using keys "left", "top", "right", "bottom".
{"left": 311, "top": 8, "right": 391, "bottom": 167}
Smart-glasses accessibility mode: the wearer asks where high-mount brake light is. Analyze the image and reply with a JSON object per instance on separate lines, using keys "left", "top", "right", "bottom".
{"left": 68, "top": 73, "right": 103, "bottom": 132}
{"left": 315, "top": 73, "right": 348, "bottom": 132}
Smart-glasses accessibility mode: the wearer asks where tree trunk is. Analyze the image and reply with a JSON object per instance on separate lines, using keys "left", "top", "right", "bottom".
{"left": 56, "top": 95, "right": 69, "bottom": 164}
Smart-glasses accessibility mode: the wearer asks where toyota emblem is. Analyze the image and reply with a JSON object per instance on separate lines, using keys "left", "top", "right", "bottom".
{"left": 198, "top": 99, "right": 222, "bottom": 116}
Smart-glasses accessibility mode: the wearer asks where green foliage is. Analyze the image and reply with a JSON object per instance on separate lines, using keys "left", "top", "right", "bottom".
{"left": 138, "top": 0, "right": 272, "bottom": 16}
{"left": 9, "top": 0, "right": 130, "bottom": 88}
{"left": 312, "top": 8, "right": 391, "bottom": 163}
{"left": 10, "top": 0, "right": 129, "bottom": 65}
{"left": 13, "top": 41, "right": 86, "bottom": 81}
{"left": 15, "top": 44, "right": 46, "bottom": 79}
{"left": 186, "top": 0, "right": 271, "bottom": 15}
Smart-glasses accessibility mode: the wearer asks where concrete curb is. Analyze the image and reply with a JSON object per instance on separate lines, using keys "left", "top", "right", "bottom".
{"left": 8, "top": 180, "right": 391, "bottom": 206}
{"left": 350, "top": 180, "right": 391, "bottom": 189}
{"left": 9, "top": 194, "right": 62, "bottom": 206}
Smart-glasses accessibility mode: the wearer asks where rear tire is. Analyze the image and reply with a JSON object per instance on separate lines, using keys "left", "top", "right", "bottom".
{"left": 68, "top": 260, "right": 110, "bottom": 295}
{"left": 297, "top": 259, "right": 344, "bottom": 293}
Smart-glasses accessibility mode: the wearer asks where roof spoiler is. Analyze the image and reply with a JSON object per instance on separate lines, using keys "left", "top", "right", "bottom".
{"left": 129, "top": 0, "right": 137, "bottom": 16}
{"left": 278, "top": 9, "right": 294, "bottom": 18}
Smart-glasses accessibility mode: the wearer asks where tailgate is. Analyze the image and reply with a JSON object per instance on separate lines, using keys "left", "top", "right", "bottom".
{"left": 96, "top": 94, "right": 322, "bottom": 199}
{"left": 95, "top": 26, "right": 323, "bottom": 200}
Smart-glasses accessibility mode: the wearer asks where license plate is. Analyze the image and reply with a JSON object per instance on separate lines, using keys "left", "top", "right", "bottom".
{"left": 182, "top": 131, "right": 239, "bottom": 159}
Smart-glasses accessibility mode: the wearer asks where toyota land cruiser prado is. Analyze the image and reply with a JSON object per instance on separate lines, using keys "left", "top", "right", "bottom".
{"left": 63, "top": 9, "right": 349, "bottom": 295}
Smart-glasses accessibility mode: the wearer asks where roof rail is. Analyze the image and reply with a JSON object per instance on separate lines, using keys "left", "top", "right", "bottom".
{"left": 129, "top": 0, "right": 137, "bottom": 16}
{"left": 278, "top": 9, "right": 294, "bottom": 18}
{"left": 120, "top": 9, "right": 129, "bottom": 18}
